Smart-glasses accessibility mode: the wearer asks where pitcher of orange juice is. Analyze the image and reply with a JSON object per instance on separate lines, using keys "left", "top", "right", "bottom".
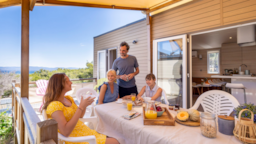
{"left": 145, "top": 100, "right": 157, "bottom": 119}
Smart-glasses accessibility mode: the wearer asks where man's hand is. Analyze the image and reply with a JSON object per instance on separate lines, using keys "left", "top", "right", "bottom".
{"left": 127, "top": 73, "right": 135, "bottom": 80}
{"left": 120, "top": 74, "right": 127, "bottom": 81}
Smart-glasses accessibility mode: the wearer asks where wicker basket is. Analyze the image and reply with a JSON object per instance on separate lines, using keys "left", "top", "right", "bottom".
{"left": 233, "top": 109, "right": 256, "bottom": 143}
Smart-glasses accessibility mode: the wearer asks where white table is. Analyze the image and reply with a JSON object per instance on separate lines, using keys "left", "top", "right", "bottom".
{"left": 95, "top": 102, "right": 241, "bottom": 144}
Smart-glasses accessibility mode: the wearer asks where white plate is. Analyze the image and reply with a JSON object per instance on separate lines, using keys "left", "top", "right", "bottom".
{"left": 81, "top": 94, "right": 96, "bottom": 99}
{"left": 116, "top": 101, "right": 122, "bottom": 104}
{"left": 116, "top": 98, "right": 123, "bottom": 104}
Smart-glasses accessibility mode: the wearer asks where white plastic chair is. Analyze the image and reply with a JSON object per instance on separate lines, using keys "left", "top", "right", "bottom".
{"left": 42, "top": 110, "right": 97, "bottom": 144}
{"left": 76, "top": 87, "right": 98, "bottom": 117}
{"left": 190, "top": 90, "right": 239, "bottom": 116}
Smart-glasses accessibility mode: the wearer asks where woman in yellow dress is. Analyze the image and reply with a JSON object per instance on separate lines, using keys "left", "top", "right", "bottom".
{"left": 41, "top": 73, "right": 119, "bottom": 144}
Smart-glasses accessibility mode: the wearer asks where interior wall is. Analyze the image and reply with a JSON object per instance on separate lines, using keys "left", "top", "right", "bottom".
{"left": 192, "top": 48, "right": 221, "bottom": 77}
{"left": 192, "top": 43, "right": 256, "bottom": 77}
{"left": 221, "top": 43, "right": 256, "bottom": 75}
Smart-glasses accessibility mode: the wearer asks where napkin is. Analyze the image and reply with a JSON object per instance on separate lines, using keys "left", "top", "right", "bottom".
{"left": 122, "top": 112, "right": 141, "bottom": 120}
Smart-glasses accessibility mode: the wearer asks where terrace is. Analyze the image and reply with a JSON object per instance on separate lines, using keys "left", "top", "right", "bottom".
{"left": 1, "top": 0, "right": 256, "bottom": 144}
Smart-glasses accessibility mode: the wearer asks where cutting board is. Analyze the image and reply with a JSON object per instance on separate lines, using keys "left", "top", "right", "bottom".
{"left": 175, "top": 118, "right": 200, "bottom": 127}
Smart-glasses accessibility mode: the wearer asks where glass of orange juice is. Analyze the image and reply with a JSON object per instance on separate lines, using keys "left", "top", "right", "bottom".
{"left": 131, "top": 93, "right": 136, "bottom": 102}
{"left": 127, "top": 100, "right": 133, "bottom": 111}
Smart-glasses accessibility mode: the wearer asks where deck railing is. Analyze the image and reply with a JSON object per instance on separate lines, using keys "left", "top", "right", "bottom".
{"left": 28, "top": 78, "right": 97, "bottom": 85}
{"left": 12, "top": 81, "right": 58, "bottom": 144}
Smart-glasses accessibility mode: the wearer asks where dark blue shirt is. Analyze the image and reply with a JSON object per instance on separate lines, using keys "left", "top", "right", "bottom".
{"left": 112, "top": 55, "right": 139, "bottom": 88}
{"left": 96, "top": 82, "right": 119, "bottom": 104}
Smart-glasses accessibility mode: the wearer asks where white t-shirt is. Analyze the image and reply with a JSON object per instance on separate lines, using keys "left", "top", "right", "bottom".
{"left": 144, "top": 84, "right": 161, "bottom": 102}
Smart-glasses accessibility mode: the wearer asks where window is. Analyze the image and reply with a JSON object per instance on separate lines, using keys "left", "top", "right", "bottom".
{"left": 207, "top": 50, "right": 220, "bottom": 74}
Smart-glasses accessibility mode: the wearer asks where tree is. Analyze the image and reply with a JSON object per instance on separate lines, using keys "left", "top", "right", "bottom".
{"left": 0, "top": 71, "right": 20, "bottom": 97}
{"left": 29, "top": 62, "right": 94, "bottom": 81}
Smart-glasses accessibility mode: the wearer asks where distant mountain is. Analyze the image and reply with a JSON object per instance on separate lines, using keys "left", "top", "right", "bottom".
{"left": 0, "top": 66, "right": 83, "bottom": 74}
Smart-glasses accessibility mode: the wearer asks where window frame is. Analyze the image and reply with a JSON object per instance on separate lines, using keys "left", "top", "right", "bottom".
{"left": 207, "top": 50, "right": 220, "bottom": 74}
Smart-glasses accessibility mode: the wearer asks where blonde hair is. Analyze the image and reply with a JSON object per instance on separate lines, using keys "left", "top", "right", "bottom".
{"left": 107, "top": 69, "right": 116, "bottom": 76}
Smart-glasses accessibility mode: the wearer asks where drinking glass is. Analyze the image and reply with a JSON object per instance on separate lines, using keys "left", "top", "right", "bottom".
{"left": 127, "top": 100, "right": 133, "bottom": 111}
{"left": 131, "top": 93, "right": 136, "bottom": 102}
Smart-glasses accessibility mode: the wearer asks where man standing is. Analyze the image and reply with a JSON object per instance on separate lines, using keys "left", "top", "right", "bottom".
{"left": 112, "top": 41, "right": 139, "bottom": 98}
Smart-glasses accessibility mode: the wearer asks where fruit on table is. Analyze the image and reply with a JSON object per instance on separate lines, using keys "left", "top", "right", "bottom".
{"left": 155, "top": 105, "right": 162, "bottom": 111}
{"left": 188, "top": 109, "right": 200, "bottom": 121}
{"left": 177, "top": 111, "right": 189, "bottom": 122}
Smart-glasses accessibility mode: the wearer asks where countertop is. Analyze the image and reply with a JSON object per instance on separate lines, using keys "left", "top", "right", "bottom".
{"left": 211, "top": 75, "right": 256, "bottom": 79}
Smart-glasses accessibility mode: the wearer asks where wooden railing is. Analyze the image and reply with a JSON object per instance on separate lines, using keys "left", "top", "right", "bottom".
{"left": 12, "top": 80, "right": 58, "bottom": 144}
{"left": 28, "top": 78, "right": 97, "bottom": 85}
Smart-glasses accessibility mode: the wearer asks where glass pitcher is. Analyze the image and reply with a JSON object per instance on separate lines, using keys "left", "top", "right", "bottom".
{"left": 145, "top": 100, "right": 157, "bottom": 119}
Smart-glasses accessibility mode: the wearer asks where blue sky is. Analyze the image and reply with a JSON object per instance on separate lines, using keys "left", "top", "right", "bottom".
{"left": 0, "top": 6, "right": 145, "bottom": 68}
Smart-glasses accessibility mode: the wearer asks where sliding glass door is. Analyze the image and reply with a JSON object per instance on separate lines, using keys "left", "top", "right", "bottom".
{"left": 153, "top": 35, "right": 188, "bottom": 108}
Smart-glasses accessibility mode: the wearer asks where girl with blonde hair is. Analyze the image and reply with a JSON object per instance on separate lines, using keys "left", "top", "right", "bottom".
{"left": 97, "top": 69, "right": 119, "bottom": 104}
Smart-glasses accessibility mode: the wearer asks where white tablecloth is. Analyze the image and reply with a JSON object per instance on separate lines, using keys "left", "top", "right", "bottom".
{"left": 95, "top": 102, "right": 241, "bottom": 144}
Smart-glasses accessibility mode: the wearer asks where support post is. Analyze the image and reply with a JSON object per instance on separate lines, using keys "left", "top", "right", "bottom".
{"left": 19, "top": 106, "right": 25, "bottom": 144}
{"left": 21, "top": 0, "right": 30, "bottom": 143}
{"left": 12, "top": 80, "right": 16, "bottom": 110}
{"left": 21, "top": 0, "right": 30, "bottom": 99}
{"left": 146, "top": 11, "right": 152, "bottom": 73}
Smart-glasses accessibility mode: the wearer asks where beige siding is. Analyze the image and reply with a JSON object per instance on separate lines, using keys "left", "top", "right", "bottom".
{"left": 93, "top": 0, "right": 256, "bottom": 90}
{"left": 152, "top": 0, "right": 221, "bottom": 39}
{"left": 223, "top": 0, "right": 256, "bottom": 25}
{"left": 93, "top": 19, "right": 149, "bottom": 91}
{"left": 152, "top": 0, "right": 256, "bottom": 40}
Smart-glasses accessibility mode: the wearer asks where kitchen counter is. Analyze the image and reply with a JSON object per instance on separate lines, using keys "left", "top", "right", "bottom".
{"left": 211, "top": 75, "right": 256, "bottom": 104}
{"left": 211, "top": 75, "right": 256, "bottom": 79}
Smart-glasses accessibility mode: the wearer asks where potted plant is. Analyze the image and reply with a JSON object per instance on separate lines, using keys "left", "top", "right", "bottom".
{"left": 233, "top": 103, "right": 256, "bottom": 124}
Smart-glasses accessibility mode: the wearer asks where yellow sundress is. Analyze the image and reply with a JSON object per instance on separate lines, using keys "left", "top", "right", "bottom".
{"left": 46, "top": 95, "right": 106, "bottom": 144}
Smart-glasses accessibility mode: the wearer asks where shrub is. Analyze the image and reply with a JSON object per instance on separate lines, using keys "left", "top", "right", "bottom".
{"left": 0, "top": 111, "right": 14, "bottom": 144}
{"left": 2, "top": 90, "right": 12, "bottom": 98}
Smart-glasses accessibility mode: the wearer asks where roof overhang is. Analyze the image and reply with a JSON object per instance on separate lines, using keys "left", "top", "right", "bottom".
{"left": 1, "top": 0, "right": 196, "bottom": 15}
